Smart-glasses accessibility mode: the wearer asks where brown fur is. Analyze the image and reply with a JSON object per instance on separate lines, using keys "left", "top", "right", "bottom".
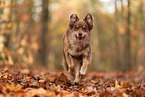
{"left": 62, "top": 13, "right": 93, "bottom": 83}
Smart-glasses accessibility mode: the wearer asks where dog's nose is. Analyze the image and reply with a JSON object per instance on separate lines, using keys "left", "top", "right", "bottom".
{"left": 78, "top": 32, "right": 83, "bottom": 36}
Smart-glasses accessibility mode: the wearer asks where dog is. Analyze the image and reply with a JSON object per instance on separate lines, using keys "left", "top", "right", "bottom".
{"left": 62, "top": 13, "right": 93, "bottom": 83}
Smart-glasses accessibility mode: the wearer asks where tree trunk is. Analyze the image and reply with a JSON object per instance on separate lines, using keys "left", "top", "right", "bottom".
{"left": 137, "top": 0, "right": 145, "bottom": 71}
{"left": 119, "top": 0, "right": 124, "bottom": 69}
{"left": 93, "top": 20, "right": 100, "bottom": 71}
{"left": 0, "top": 0, "right": 13, "bottom": 65}
{"left": 10, "top": 0, "right": 18, "bottom": 64}
{"left": 114, "top": 0, "right": 121, "bottom": 70}
{"left": 125, "top": 0, "right": 131, "bottom": 71}
{"left": 89, "top": 0, "right": 101, "bottom": 71}
{"left": 39, "top": 0, "right": 49, "bottom": 66}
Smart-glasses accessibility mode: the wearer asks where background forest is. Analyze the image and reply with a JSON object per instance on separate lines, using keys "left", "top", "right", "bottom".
{"left": 0, "top": 0, "right": 145, "bottom": 72}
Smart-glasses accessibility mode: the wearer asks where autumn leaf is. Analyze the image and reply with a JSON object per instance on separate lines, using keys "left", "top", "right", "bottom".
{"left": 111, "top": 80, "right": 121, "bottom": 91}
{"left": 0, "top": 84, "right": 8, "bottom": 94}
{"left": 54, "top": 72, "right": 69, "bottom": 84}
{"left": 28, "top": 88, "right": 56, "bottom": 96}
{"left": 5, "top": 83, "right": 22, "bottom": 92}
{"left": 115, "top": 80, "right": 121, "bottom": 89}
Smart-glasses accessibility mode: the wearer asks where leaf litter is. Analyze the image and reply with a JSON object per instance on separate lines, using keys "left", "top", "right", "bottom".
{"left": 0, "top": 65, "right": 145, "bottom": 97}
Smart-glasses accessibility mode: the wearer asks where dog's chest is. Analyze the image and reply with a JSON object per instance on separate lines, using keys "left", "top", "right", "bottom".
{"left": 68, "top": 41, "right": 90, "bottom": 56}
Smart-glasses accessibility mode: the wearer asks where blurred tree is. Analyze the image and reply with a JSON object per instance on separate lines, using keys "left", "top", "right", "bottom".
{"left": 39, "top": 0, "right": 49, "bottom": 66}
{"left": 10, "top": 0, "right": 17, "bottom": 64}
{"left": 119, "top": 0, "right": 126, "bottom": 70}
{"left": 125, "top": 0, "right": 131, "bottom": 71}
{"left": 114, "top": 0, "right": 121, "bottom": 70}
{"left": 89, "top": 0, "right": 101, "bottom": 71}
{"left": 0, "top": 0, "right": 13, "bottom": 65}
{"left": 137, "top": 0, "right": 145, "bottom": 71}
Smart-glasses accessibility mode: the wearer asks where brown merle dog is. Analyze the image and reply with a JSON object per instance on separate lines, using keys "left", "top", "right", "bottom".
{"left": 62, "top": 13, "right": 93, "bottom": 83}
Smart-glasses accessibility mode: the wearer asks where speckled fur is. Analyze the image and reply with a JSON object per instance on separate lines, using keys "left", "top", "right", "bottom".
{"left": 62, "top": 13, "right": 93, "bottom": 82}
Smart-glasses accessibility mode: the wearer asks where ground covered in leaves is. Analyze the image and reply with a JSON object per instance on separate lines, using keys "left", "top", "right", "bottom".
{"left": 0, "top": 65, "right": 145, "bottom": 97}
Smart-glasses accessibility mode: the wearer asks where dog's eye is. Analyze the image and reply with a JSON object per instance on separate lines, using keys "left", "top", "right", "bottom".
{"left": 82, "top": 27, "right": 87, "bottom": 30}
{"left": 75, "top": 26, "right": 79, "bottom": 29}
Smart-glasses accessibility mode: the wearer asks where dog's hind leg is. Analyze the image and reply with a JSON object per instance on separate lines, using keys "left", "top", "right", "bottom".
{"left": 64, "top": 50, "right": 74, "bottom": 73}
{"left": 68, "top": 54, "right": 75, "bottom": 74}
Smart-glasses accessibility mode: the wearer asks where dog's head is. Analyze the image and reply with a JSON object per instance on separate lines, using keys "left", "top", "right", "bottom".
{"left": 69, "top": 13, "right": 93, "bottom": 43}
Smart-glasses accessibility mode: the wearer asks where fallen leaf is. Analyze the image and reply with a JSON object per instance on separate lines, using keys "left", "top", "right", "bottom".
{"left": 29, "top": 88, "right": 47, "bottom": 96}
{"left": 122, "top": 82, "right": 130, "bottom": 88}
{"left": 115, "top": 80, "right": 121, "bottom": 89}
{"left": 0, "top": 84, "right": 8, "bottom": 94}
{"left": 122, "top": 92, "right": 129, "bottom": 97}
{"left": 99, "top": 90, "right": 111, "bottom": 97}
{"left": 20, "top": 69, "right": 30, "bottom": 74}
{"left": 54, "top": 72, "right": 68, "bottom": 84}
{"left": 5, "top": 83, "right": 22, "bottom": 92}
{"left": 29, "top": 81, "right": 39, "bottom": 87}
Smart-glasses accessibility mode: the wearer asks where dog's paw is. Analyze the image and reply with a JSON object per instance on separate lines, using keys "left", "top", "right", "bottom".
{"left": 74, "top": 77, "right": 79, "bottom": 83}
{"left": 80, "top": 66, "right": 87, "bottom": 75}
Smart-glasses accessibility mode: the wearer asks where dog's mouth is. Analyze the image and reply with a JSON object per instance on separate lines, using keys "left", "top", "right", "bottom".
{"left": 76, "top": 36, "right": 85, "bottom": 43}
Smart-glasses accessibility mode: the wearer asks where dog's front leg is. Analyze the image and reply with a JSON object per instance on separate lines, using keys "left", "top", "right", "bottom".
{"left": 80, "top": 57, "right": 89, "bottom": 75}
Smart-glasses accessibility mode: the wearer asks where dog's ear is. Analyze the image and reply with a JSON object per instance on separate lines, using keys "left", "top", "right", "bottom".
{"left": 83, "top": 13, "right": 93, "bottom": 31}
{"left": 69, "top": 14, "right": 79, "bottom": 29}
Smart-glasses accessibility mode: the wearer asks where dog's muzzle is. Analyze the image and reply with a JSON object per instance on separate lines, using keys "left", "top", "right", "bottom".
{"left": 76, "top": 32, "right": 85, "bottom": 43}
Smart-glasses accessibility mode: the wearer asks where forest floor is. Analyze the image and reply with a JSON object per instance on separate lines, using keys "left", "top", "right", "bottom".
{"left": 0, "top": 65, "right": 145, "bottom": 97}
